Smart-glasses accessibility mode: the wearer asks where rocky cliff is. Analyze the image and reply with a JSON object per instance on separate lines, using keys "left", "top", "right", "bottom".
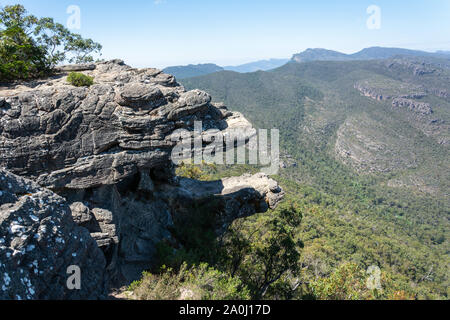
{"left": 392, "top": 98, "right": 433, "bottom": 115}
{"left": 0, "top": 169, "right": 106, "bottom": 300}
{"left": 0, "top": 60, "right": 284, "bottom": 299}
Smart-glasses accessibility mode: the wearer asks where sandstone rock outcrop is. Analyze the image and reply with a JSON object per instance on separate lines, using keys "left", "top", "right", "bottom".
{"left": 386, "top": 58, "right": 436, "bottom": 76}
{"left": 0, "top": 169, "right": 106, "bottom": 300}
{"left": 354, "top": 83, "right": 390, "bottom": 101}
{"left": 0, "top": 60, "right": 284, "bottom": 298}
{"left": 392, "top": 98, "right": 433, "bottom": 115}
{"left": 427, "top": 88, "right": 449, "bottom": 100}
{"left": 54, "top": 64, "right": 96, "bottom": 72}
{"left": 334, "top": 116, "right": 418, "bottom": 174}
{"left": 0, "top": 60, "right": 254, "bottom": 190}
{"left": 161, "top": 173, "right": 284, "bottom": 234}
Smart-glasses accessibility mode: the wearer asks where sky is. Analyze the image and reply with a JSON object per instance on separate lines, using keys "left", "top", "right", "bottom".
{"left": 1, "top": 0, "right": 450, "bottom": 69}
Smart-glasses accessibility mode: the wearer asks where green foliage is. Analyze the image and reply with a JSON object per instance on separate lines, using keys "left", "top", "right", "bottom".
{"left": 132, "top": 201, "right": 304, "bottom": 300}
{"left": 277, "top": 177, "right": 449, "bottom": 299}
{"left": 310, "top": 263, "right": 415, "bottom": 300}
{"left": 0, "top": 4, "right": 102, "bottom": 81}
{"left": 183, "top": 60, "right": 450, "bottom": 299}
{"left": 221, "top": 203, "right": 303, "bottom": 299}
{"left": 64, "top": 34, "right": 102, "bottom": 64}
{"left": 175, "top": 161, "right": 218, "bottom": 181}
{"left": 67, "top": 72, "right": 93, "bottom": 87}
{"left": 310, "top": 263, "right": 372, "bottom": 300}
{"left": 161, "top": 197, "right": 224, "bottom": 268}
{"left": 130, "top": 263, "right": 250, "bottom": 300}
{"left": 0, "top": 9, "right": 49, "bottom": 80}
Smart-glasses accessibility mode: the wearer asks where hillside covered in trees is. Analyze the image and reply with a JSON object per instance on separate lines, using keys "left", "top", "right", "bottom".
{"left": 1, "top": 3, "right": 448, "bottom": 301}
{"left": 181, "top": 56, "right": 450, "bottom": 299}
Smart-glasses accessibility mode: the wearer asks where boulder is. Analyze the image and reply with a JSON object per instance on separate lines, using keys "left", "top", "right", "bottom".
{"left": 160, "top": 173, "right": 284, "bottom": 233}
{"left": 0, "top": 169, "right": 107, "bottom": 300}
{"left": 116, "top": 83, "right": 165, "bottom": 109}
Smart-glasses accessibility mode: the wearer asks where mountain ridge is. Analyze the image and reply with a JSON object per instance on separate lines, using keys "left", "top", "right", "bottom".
{"left": 292, "top": 46, "right": 450, "bottom": 63}
{"left": 162, "top": 63, "right": 224, "bottom": 79}
{"left": 163, "top": 58, "right": 289, "bottom": 79}
{"left": 162, "top": 47, "right": 450, "bottom": 80}
{"left": 181, "top": 54, "right": 450, "bottom": 299}
{"left": 223, "top": 58, "right": 290, "bottom": 73}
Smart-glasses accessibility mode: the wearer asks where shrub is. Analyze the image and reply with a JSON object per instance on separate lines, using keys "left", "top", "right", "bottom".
{"left": 176, "top": 161, "right": 218, "bottom": 181}
{"left": 309, "top": 263, "right": 415, "bottom": 300}
{"left": 67, "top": 72, "right": 94, "bottom": 87}
{"left": 129, "top": 263, "right": 251, "bottom": 300}
{"left": 309, "top": 263, "right": 369, "bottom": 300}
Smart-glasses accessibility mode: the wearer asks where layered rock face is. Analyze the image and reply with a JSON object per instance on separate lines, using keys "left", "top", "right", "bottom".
{"left": 385, "top": 58, "right": 437, "bottom": 76}
{"left": 161, "top": 173, "right": 284, "bottom": 234}
{"left": 0, "top": 60, "right": 240, "bottom": 189}
{"left": 0, "top": 60, "right": 284, "bottom": 298}
{"left": 354, "top": 83, "right": 389, "bottom": 101}
{"left": 392, "top": 98, "right": 433, "bottom": 115}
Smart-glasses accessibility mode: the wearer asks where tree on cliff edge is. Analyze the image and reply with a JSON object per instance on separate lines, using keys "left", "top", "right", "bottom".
{"left": 0, "top": 4, "right": 102, "bottom": 81}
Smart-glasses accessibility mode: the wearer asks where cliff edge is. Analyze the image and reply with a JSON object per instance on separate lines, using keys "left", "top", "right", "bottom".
{"left": 0, "top": 60, "right": 284, "bottom": 299}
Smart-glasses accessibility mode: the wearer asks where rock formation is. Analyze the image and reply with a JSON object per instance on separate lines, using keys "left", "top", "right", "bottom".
{"left": 162, "top": 173, "right": 284, "bottom": 233}
{"left": 386, "top": 58, "right": 436, "bottom": 76}
{"left": 427, "top": 88, "right": 449, "bottom": 100}
{"left": 354, "top": 81, "right": 434, "bottom": 116}
{"left": 1, "top": 60, "right": 218, "bottom": 189}
{"left": 354, "top": 83, "right": 390, "bottom": 101}
{"left": 0, "top": 169, "right": 106, "bottom": 300}
{"left": 392, "top": 98, "right": 433, "bottom": 115}
{"left": 0, "top": 60, "right": 284, "bottom": 299}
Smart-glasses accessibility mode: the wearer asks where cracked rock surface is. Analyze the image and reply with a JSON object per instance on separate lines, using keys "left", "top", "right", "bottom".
{"left": 0, "top": 169, "right": 106, "bottom": 300}
{"left": 0, "top": 60, "right": 250, "bottom": 189}
{"left": 0, "top": 60, "right": 285, "bottom": 298}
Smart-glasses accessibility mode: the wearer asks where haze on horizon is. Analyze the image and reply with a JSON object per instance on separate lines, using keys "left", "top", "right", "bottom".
{"left": 2, "top": 0, "right": 450, "bottom": 69}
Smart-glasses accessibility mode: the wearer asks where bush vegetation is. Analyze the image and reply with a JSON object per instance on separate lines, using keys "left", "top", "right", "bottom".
{"left": 130, "top": 263, "right": 251, "bottom": 300}
{"left": 0, "top": 4, "right": 101, "bottom": 81}
{"left": 67, "top": 72, "right": 93, "bottom": 87}
{"left": 130, "top": 163, "right": 427, "bottom": 300}
{"left": 182, "top": 61, "right": 450, "bottom": 299}
{"left": 130, "top": 183, "right": 306, "bottom": 300}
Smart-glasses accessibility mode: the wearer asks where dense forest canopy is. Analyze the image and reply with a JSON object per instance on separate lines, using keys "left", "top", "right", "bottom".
{"left": 181, "top": 58, "right": 450, "bottom": 299}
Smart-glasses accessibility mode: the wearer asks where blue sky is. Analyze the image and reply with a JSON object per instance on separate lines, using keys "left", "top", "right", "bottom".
{"left": 1, "top": 0, "right": 449, "bottom": 68}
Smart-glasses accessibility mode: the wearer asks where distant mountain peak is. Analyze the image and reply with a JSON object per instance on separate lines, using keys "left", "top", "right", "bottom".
{"left": 163, "top": 63, "right": 224, "bottom": 79}
{"left": 291, "top": 49, "right": 349, "bottom": 63}
{"left": 291, "top": 47, "right": 450, "bottom": 63}
{"left": 163, "top": 58, "right": 289, "bottom": 79}
{"left": 223, "top": 58, "right": 289, "bottom": 73}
